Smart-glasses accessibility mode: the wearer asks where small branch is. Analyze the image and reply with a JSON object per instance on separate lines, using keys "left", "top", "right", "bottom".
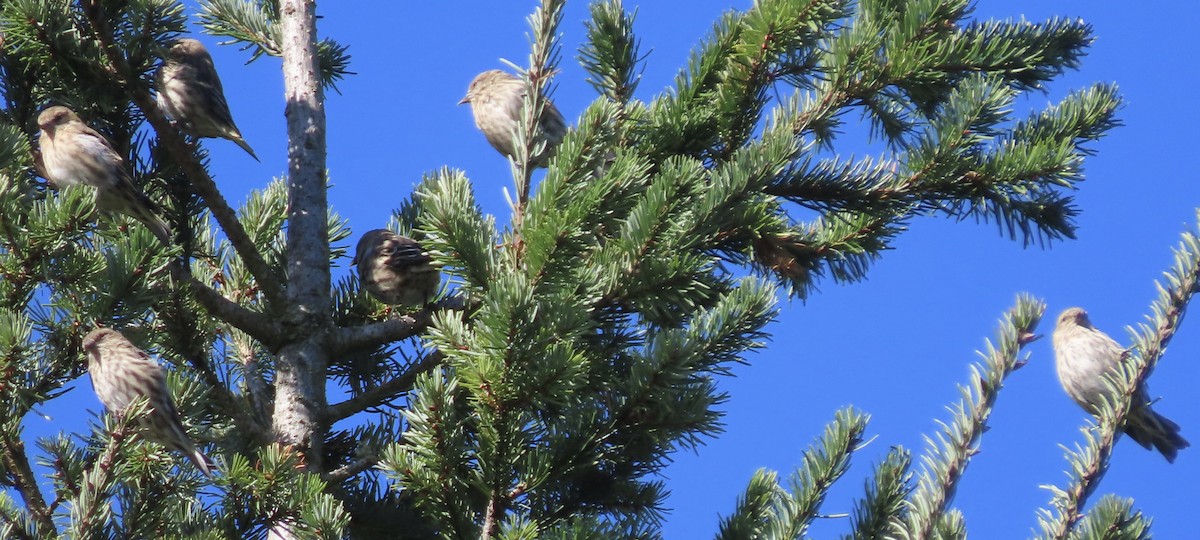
{"left": 328, "top": 295, "right": 467, "bottom": 354}
{"left": 180, "top": 268, "right": 281, "bottom": 348}
{"left": 83, "top": 5, "right": 286, "bottom": 308}
{"left": 511, "top": 0, "right": 565, "bottom": 262}
{"left": 322, "top": 455, "right": 379, "bottom": 484}
{"left": 480, "top": 498, "right": 499, "bottom": 540}
{"left": 0, "top": 431, "right": 54, "bottom": 537}
{"left": 73, "top": 422, "right": 131, "bottom": 538}
{"left": 235, "top": 336, "right": 273, "bottom": 436}
{"left": 326, "top": 350, "right": 444, "bottom": 422}
{"left": 328, "top": 310, "right": 427, "bottom": 354}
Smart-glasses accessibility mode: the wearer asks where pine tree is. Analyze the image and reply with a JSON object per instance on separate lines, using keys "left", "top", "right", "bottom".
{"left": 0, "top": 0, "right": 1193, "bottom": 539}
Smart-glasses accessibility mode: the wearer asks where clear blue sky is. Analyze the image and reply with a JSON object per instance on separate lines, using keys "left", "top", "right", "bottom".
{"left": 30, "top": 1, "right": 1200, "bottom": 537}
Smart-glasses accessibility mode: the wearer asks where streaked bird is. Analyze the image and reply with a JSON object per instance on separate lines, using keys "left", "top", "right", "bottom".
{"left": 37, "top": 106, "right": 172, "bottom": 244}
{"left": 84, "top": 327, "right": 213, "bottom": 476}
{"left": 353, "top": 229, "right": 440, "bottom": 307}
{"left": 459, "top": 69, "right": 567, "bottom": 168}
{"left": 156, "top": 38, "right": 258, "bottom": 160}
{"left": 1052, "top": 307, "right": 1189, "bottom": 462}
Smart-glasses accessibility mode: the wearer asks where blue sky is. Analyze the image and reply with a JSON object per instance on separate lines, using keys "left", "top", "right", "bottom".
{"left": 27, "top": 1, "right": 1200, "bottom": 537}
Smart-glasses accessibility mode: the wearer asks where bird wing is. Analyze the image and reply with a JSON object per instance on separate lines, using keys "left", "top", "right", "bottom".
{"left": 384, "top": 239, "right": 432, "bottom": 270}
{"left": 70, "top": 125, "right": 130, "bottom": 188}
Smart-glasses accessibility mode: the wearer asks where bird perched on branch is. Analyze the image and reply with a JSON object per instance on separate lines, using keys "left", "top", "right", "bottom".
{"left": 1052, "top": 307, "right": 1189, "bottom": 462}
{"left": 156, "top": 38, "right": 258, "bottom": 161}
{"left": 459, "top": 69, "right": 567, "bottom": 168}
{"left": 353, "top": 229, "right": 440, "bottom": 307}
{"left": 83, "top": 327, "right": 212, "bottom": 476}
{"left": 37, "top": 106, "right": 172, "bottom": 244}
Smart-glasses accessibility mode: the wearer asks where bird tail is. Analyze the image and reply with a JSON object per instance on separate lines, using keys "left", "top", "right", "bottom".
{"left": 161, "top": 423, "right": 214, "bottom": 476}
{"left": 98, "top": 181, "right": 172, "bottom": 244}
{"left": 1126, "top": 407, "right": 1189, "bottom": 463}
{"left": 137, "top": 212, "right": 173, "bottom": 245}
{"left": 187, "top": 448, "right": 215, "bottom": 477}
{"left": 230, "top": 134, "right": 259, "bottom": 162}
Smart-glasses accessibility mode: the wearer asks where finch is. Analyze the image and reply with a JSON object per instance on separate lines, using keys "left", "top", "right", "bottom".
{"left": 352, "top": 229, "right": 440, "bottom": 307}
{"left": 83, "top": 327, "right": 212, "bottom": 476}
{"left": 1052, "top": 307, "right": 1189, "bottom": 463}
{"left": 156, "top": 38, "right": 258, "bottom": 161}
{"left": 459, "top": 69, "right": 567, "bottom": 168}
{"left": 37, "top": 106, "right": 172, "bottom": 244}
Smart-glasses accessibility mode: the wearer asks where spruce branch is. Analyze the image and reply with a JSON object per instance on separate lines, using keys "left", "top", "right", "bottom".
{"left": 0, "top": 430, "right": 53, "bottom": 537}
{"left": 80, "top": 2, "right": 288, "bottom": 310}
{"left": 182, "top": 271, "right": 280, "bottom": 347}
{"left": 580, "top": 0, "right": 643, "bottom": 107}
{"left": 511, "top": 0, "right": 566, "bottom": 258}
{"left": 717, "top": 470, "right": 780, "bottom": 539}
{"left": 162, "top": 269, "right": 273, "bottom": 444}
{"left": 1066, "top": 495, "right": 1151, "bottom": 540}
{"left": 716, "top": 407, "right": 870, "bottom": 539}
{"left": 900, "top": 294, "right": 1046, "bottom": 540}
{"left": 323, "top": 455, "right": 379, "bottom": 484}
{"left": 1035, "top": 212, "right": 1200, "bottom": 539}
{"left": 70, "top": 414, "right": 137, "bottom": 539}
{"left": 844, "top": 447, "right": 912, "bottom": 540}
{"left": 380, "top": 374, "right": 477, "bottom": 537}
{"left": 198, "top": 0, "right": 353, "bottom": 91}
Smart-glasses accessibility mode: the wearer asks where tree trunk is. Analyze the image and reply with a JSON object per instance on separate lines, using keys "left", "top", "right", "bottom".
{"left": 274, "top": 0, "right": 329, "bottom": 496}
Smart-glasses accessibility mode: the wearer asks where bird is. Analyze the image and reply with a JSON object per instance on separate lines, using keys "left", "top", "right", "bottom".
{"left": 1052, "top": 307, "right": 1189, "bottom": 462}
{"left": 156, "top": 38, "right": 258, "bottom": 161}
{"left": 459, "top": 69, "right": 567, "bottom": 168}
{"left": 37, "top": 106, "right": 172, "bottom": 244}
{"left": 352, "top": 229, "right": 440, "bottom": 307}
{"left": 83, "top": 327, "right": 213, "bottom": 476}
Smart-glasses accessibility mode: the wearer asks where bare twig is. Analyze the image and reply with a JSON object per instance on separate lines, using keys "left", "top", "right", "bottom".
{"left": 322, "top": 455, "right": 380, "bottom": 484}
{"left": 326, "top": 350, "right": 444, "bottom": 422}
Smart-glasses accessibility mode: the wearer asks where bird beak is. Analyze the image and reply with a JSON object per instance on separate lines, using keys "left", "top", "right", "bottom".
{"left": 457, "top": 95, "right": 470, "bottom": 105}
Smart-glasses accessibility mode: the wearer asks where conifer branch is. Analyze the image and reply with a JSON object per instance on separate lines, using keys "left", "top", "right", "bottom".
{"left": 716, "top": 407, "right": 869, "bottom": 538}
{"left": 846, "top": 447, "right": 912, "bottom": 539}
{"left": 70, "top": 419, "right": 133, "bottom": 539}
{"left": 511, "top": 0, "right": 565, "bottom": 260}
{"left": 901, "top": 295, "right": 1045, "bottom": 540}
{"left": 199, "top": 0, "right": 353, "bottom": 91}
{"left": 1067, "top": 495, "right": 1151, "bottom": 540}
{"left": 0, "top": 431, "right": 53, "bottom": 537}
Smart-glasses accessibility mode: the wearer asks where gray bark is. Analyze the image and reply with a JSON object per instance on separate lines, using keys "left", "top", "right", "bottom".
{"left": 273, "top": 0, "right": 329, "bottom": 470}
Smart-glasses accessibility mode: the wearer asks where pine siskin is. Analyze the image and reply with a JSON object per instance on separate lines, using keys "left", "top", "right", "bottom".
{"left": 459, "top": 69, "right": 567, "bottom": 168}
{"left": 352, "top": 229, "right": 440, "bottom": 307}
{"left": 156, "top": 38, "right": 258, "bottom": 161}
{"left": 1052, "top": 307, "right": 1189, "bottom": 462}
{"left": 37, "top": 106, "right": 172, "bottom": 244}
{"left": 83, "top": 327, "right": 212, "bottom": 476}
